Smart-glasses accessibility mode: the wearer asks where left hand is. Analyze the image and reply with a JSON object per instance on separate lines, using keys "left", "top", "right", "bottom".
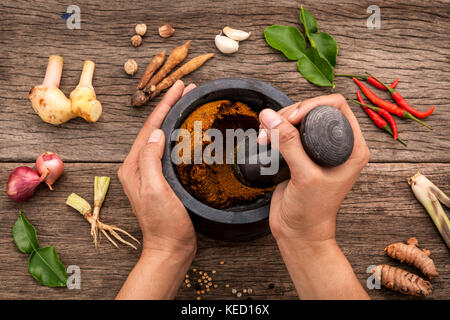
{"left": 118, "top": 80, "right": 197, "bottom": 256}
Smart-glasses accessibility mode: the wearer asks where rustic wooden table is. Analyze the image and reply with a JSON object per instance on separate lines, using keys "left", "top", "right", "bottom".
{"left": 0, "top": 0, "right": 449, "bottom": 300}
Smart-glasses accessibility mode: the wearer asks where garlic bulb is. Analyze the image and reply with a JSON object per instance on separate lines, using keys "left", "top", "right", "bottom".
{"left": 223, "top": 27, "right": 251, "bottom": 41}
{"left": 215, "top": 34, "right": 239, "bottom": 54}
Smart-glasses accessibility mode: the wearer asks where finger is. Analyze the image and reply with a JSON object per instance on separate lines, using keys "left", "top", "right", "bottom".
{"left": 182, "top": 83, "right": 196, "bottom": 96}
{"left": 126, "top": 80, "right": 185, "bottom": 164}
{"left": 138, "top": 129, "right": 169, "bottom": 193}
{"left": 259, "top": 108, "right": 317, "bottom": 177}
{"left": 259, "top": 102, "right": 300, "bottom": 144}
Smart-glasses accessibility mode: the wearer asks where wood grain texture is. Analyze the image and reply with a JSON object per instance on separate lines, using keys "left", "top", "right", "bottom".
{"left": 0, "top": 0, "right": 449, "bottom": 162}
{"left": 0, "top": 0, "right": 449, "bottom": 301}
{"left": 0, "top": 163, "right": 448, "bottom": 300}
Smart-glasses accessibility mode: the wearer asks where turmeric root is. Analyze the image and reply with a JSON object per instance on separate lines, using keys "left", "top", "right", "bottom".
{"left": 144, "top": 40, "right": 191, "bottom": 92}
{"left": 384, "top": 237, "right": 438, "bottom": 279}
{"left": 149, "top": 53, "right": 214, "bottom": 100}
{"left": 375, "top": 264, "right": 432, "bottom": 297}
{"left": 137, "top": 50, "right": 166, "bottom": 90}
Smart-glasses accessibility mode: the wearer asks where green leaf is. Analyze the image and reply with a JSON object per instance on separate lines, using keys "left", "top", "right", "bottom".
{"left": 28, "top": 247, "right": 68, "bottom": 287}
{"left": 300, "top": 6, "right": 338, "bottom": 67}
{"left": 300, "top": 6, "right": 318, "bottom": 34}
{"left": 310, "top": 33, "right": 338, "bottom": 67}
{"left": 13, "top": 211, "right": 39, "bottom": 254}
{"left": 265, "top": 25, "right": 334, "bottom": 87}
{"left": 298, "top": 47, "right": 335, "bottom": 87}
{"left": 264, "top": 25, "right": 306, "bottom": 60}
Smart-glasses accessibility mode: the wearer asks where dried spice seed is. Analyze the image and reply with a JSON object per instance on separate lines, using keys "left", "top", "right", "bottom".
{"left": 248, "top": 288, "right": 253, "bottom": 294}
{"left": 196, "top": 296, "right": 201, "bottom": 300}
{"left": 131, "top": 35, "right": 142, "bottom": 47}
{"left": 187, "top": 283, "right": 191, "bottom": 288}
{"left": 206, "top": 288, "right": 210, "bottom": 292}
{"left": 243, "top": 289, "right": 247, "bottom": 293}
{"left": 225, "top": 284, "right": 230, "bottom": 288}
{"left": 135, "top": 24, "right": 147, "bottom": 36}
{"left": 220, "top": 261, "right": 225, "bottom": 265}
{"left": 201, "top": 290, "right": 205, "bottom": 294}
{"left": 237, "top": 292, "right": 242, "bottom": 298}
{"left": 159, "top": 24, "right": 175, "bottom": 38}
{"left": 214, "top": 284, "right": 218, "bottom": 289}
{"left": 192, "top": 268, "right": 197, "bottom": 272}
{"left": 212, "top": 270, "right": 216, "bottom": 274}
{"left": 124, "top": 59, "right": 138, "bottom": 76}
{"left": 185, "top": 274, "right": 189, "bottom": 278}
{"left": 232, "top": 289, "right": 237, "bottom": 294}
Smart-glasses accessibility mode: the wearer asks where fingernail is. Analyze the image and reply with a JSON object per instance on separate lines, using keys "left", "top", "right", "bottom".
{"left": 288, "top": 108, "right": 299, "bottom": 121}
{"left": 148, "top": 129, "right": 162, "bottom": 143}
{"left": 260, "top": 109, "right": 282, "bottom": 129}
{"left": 258, "top": 129, "right": 268, "bottom": 144}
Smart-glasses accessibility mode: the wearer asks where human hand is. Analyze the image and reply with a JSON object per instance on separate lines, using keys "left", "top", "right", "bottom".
{"left": 118, "top": 80, "right": 197, "bottom": 257}
{"left": 258, "top": 94, "right": 370, "bottom": 245}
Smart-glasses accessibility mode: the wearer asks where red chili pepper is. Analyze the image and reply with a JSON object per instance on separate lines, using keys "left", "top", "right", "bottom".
{"left": 357, "top": 90, "right": 398, "bottom": 140}
{"left": 352, "top": 77, "right": 432, "bottom": 130}
{"left": 349, "top": 98, "right": 407, "bottom": 146}
{"left": 335, "top": 74, "right": 398, "bottom": 91}
{"left": 367, "top": 73, "right": 434, "bottom": 119}
{"left": 367, "top": 76, "right": 399, "bottom": 91}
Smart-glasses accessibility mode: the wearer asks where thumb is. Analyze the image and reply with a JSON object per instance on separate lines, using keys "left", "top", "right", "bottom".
{"left": 139, "top": 129, "right": 167, "bottom": 192}
{"left": 259, "top": 109, "right": 315, "bottom": 176}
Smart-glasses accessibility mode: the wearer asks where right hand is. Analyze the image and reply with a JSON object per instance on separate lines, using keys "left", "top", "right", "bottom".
{"left": 258, "top": 94, "right": 370, "bottom": 244}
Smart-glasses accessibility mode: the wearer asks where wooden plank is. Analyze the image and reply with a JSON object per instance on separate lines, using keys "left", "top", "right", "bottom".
{"left": 0, "top": 0, "right": 449, "bottom": 163}
{"left": 0, "top": 162, "right": 448, "bottom": 299}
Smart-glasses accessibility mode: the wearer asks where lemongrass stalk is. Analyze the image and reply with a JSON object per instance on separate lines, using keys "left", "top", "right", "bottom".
{"left": 90, "top": 176, "right": 110, "bottom": 247}
{"left": 409, "top": 172, "right": 450, "bottom": 249}
{"left": 66, "top": 190, "right": 139, "bottom": 250}
{"left": 66, "top": 193, "right": 92, "bottom": 217}
{"left": 94, "top": 176, "right": 110, "bottom": 207}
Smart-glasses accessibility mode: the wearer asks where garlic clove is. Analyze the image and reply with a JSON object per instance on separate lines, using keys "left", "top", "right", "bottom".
{"left": 223, "top": 26, "right": 251, "bottom": 41}
{"left": 215, "top": 34, "right": 239, "bottom": 54}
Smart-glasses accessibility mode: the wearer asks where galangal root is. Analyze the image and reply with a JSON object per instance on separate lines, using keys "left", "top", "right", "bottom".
{"left": 131, "top": 41, "right": 214, "bottom": 107}
{"left": 385, "top": 237, "right": 438, "bottom": 279}
{"left": 374, "top": 265, "right": 432, "bottom": 297}
{"left": 29, "top": 55, "right": 102, "bottom": 125}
